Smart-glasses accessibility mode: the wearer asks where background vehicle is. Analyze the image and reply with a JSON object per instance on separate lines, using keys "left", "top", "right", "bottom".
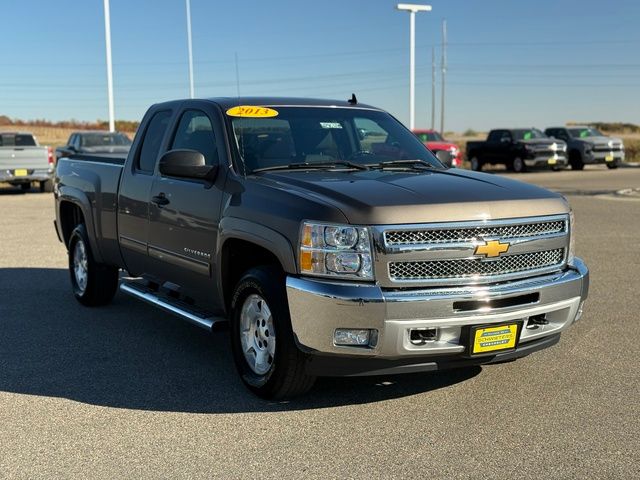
{"left": 413, "top": 129, "right": 462, "bottom": 167}
{"left": 0, "top": 131, "right": 54, "bottom": 191}
{"left": 54, "top": 97, "right": 588, "bottom": 399}
{"left": 55, "top": 130, "right": 132, "bottom": 160}
{"left": 544, "top": 126, "right": 625, "bottom": 170}
{"left": 466, "top": 128, "right": 568, "bottom": 172}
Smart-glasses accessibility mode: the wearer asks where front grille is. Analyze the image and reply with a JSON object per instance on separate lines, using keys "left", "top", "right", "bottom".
{"left": 593, "top": 146, "right": 623, "bottom": 152}
{"left": 389, "top": 249, "right": 565, "bottom": 281}
{"left": 385, "top": 220, "right": 566, "bottom": 246}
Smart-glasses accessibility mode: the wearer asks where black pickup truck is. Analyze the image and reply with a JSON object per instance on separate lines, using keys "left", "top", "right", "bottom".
{"left": 54, "top": 97, "right": 589, "bottom": 398}
{"left": 466, "top": 129, "right": 568, "bottom": 172}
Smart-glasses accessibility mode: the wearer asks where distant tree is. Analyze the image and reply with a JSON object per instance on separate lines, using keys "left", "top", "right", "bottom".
{"left": 462, "top": 128, "right": 478, "bottom": 137}
{"left": 0, "top": 115, "right": 11, "bottom": 125}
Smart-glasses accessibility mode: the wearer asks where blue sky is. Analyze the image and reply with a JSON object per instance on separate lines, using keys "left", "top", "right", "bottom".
{"left": 1, "top": 0, "right": 639, "bottom": 131}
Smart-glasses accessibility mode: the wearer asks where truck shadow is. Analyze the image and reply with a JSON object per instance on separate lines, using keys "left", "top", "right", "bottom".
{"left": 0, "top": 268, "right": 480, "bottom": 413}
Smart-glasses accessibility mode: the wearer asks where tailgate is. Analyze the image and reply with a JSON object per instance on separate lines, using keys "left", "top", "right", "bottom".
{"left": 0, "top": 147, "right": 49, "bottom": 170}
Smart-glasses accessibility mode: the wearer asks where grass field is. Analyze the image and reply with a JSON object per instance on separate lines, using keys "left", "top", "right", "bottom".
{"left": 0, "top": 125, "right": 137, "bottom": 148}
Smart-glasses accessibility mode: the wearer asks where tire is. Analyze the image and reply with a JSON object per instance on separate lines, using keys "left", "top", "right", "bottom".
{"left": 40, "top": 180, "right": 53, "bottom": 193}
{"left": 470, "top": 157, "right": 482, "bottom": 171}
{"left": 569, "top": 151, "right": 584, "bottom": 171}
{"left": 20, "top": 183, "right": 30, "bottom": 191}
{"left": 606, "top": 160, "right": 619, "bottom": 169}
{"left": 512, "top": 157, "right": 526, "bottom": 173}
{"left": 230, "top": 266, "right": 315, "bottom": 399}
{"left": 68, "top": 224, "right": 119, "bottom": 306}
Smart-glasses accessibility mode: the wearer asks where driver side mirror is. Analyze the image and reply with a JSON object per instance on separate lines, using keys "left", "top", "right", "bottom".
{"left": 159, "top": 149, "right": 218, "bottom": 181}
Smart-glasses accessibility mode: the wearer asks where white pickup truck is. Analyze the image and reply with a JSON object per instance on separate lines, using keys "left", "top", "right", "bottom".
{"left": 0, "top": 132, "right": 54, "bottom": 192}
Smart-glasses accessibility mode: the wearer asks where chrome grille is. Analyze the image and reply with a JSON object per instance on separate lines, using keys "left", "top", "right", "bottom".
{"left": 385, "top": 220, "right": 566, "bottom": 246}
{"left": 389, "top": 249, "right": 565, "bottom": 281}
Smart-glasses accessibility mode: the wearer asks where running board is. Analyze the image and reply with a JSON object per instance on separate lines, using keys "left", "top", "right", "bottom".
{"left": 120, "top": 282, "right": 226, "bottom": 331}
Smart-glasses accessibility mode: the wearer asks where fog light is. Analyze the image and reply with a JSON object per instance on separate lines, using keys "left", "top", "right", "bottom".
{"left": 334, "top": 328, "right": 376, "bottom": 346}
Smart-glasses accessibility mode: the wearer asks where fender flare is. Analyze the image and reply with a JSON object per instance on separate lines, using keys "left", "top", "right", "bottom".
{"left": 57, "top": 185, "right": 105, "bottom": 263}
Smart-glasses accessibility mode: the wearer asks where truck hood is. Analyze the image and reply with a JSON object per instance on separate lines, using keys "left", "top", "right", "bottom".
{"left": 254, "top": 169, "right": 568, "bottom": 224}
{"left": 520, "top": 138, "right": 566, "bottom": 148}
{"left": 425, "top": 141, "right": 458, "bottom": 151}
{"left": 81, "top": 146, "right": 131, "bottom": 154}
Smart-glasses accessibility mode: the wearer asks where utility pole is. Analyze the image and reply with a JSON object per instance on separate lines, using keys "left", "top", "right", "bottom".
{"left": 186, "top": 0, "right": 195, "bottom": 98}
{"left": 103, "top": 0, "right": 115, "bottom": 132}
{"left": 440, "top": 19, "right": 447, "bottom": 136}
{"left": 396, "top": 4, "right": 432, "bottom": 130}
{"left": 431, "top": 46, "right": 436, "bottom": 130}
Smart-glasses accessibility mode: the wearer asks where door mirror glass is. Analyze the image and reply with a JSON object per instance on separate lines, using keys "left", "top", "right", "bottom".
{"left": 159, "top": 149, "right": 218, "bottom": 180}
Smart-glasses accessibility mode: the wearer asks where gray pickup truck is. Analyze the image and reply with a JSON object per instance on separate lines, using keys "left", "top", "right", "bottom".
{"left": 544, "top": 126, "right": 625, "bottom": 170}
{"left": 55, "top": 130, "right": 132, "bottom": 161}
{"left": 0, "top": 132, "right": 54, "bottom": 191}
{"left": 54, "top": 97, "right": 589, "bottom": 398}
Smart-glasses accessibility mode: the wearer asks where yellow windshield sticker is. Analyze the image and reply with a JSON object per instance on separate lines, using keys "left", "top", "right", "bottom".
{"left": 226, "top": 106, "right": 279, "bottom": 118}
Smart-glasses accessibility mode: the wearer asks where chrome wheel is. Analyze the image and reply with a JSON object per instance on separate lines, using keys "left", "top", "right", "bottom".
{"left": 73, "top": 239, "right": 89, "bottom": 294}
{"left": 239, "top": 294, "right": 276, "bottom": 375}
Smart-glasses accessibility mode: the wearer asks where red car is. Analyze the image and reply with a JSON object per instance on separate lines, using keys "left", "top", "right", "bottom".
{"left": 413, "top": 129, "right": 462, "bottom": 167}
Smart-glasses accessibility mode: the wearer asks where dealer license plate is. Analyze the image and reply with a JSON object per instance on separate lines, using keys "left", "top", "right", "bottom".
{"left": 605, "top": 154, "right": 614, "bottom": 162}
{"left": 471, "top": 323, "right": 519, "bottom": 354}
{"left": 548, "top": 157, "right": 557, "bottom": 165}
{"left": 14, "top": 169, "right": 28, "bottom": 177}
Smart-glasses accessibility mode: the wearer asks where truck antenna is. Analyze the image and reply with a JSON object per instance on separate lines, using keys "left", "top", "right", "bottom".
{"left": 348, "top": 93, "right": 357, "bottom": 105}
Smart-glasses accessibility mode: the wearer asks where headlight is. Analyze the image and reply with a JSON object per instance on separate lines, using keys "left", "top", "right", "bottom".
{"left": 568, "top": 211, "right": 576, "bottom": 266}
{"left": 300, "top": 222, "right": 373, "bottom": 280}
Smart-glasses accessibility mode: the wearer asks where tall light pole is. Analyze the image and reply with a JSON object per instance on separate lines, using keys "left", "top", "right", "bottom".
{"left": 186, "top": 0, "right": 194, "bottom": 98}
{"left": 440, "top": 19, "right": 447, "bottom": 136}
{"left": 103, "top": 0, "right": 115, "bottom": 132}
{"left": 396, "top": 3, "right": 432, "bottom": 130}
{"left": 431, "top": 46, "right": 436, "bottom": 130}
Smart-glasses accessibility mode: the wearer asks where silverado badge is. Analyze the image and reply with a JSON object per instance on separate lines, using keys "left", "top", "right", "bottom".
{"left": 474, "top": 240, "right": 510, "bottom": 258}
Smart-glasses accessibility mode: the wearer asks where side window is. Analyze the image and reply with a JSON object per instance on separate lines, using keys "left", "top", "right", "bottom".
{"left": 170, "top": 110, "right": 218, "bottom": 166}
{"left": 500, "top": 131, "right": 512, "bottom": 143}
{"left": 487, "top": 131, "right": 502, "bottom": 142}
{"left": 137, "top": 110, "right": 172, "bottom": 172}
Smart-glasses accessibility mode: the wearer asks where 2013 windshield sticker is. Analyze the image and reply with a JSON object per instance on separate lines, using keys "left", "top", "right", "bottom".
{"left": 226, "top": 106, "right": 279, "bottom": 118}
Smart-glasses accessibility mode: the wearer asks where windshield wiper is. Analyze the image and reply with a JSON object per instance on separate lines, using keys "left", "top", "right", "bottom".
{"left": 369, "top": 159, "right": 438, "bottom": 170}
{"left": 253, "top": 161, "right": 369, "bottom": 173}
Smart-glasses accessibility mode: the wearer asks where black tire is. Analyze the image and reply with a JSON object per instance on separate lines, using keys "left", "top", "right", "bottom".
{"left": 40, "top": 180, "right": 53, "bottom": 193}
{"left": 470, "top": 157, "right": 482, "bottom": 171}
{"left": 68, "top": 224, "right": 119, "bottom": 306}
{"left": 20, "top": 183, "right": 30, "bottom": 191}
{"left": 230, "top": 266, "right": 315, "bottom": 399}
{"left": 606, "top": 160, "right": 619, "bottom": 169}
{"left": 569, "top": 151, "right": 584, "bottom": 171}
{"left": 511, "top": 157, "right": 526, "bottom": 173}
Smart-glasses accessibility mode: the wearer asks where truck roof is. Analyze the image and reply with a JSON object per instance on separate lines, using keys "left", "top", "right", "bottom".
{"left": 0, "top": 131, "right": 35, "bottom": 136}
{"left": 152, "top": 96, "right": 382, "bottom": 111}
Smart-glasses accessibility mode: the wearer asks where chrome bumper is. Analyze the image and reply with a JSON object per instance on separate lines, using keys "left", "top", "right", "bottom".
{"left": 0, "top": 169, "right": 53, "bottom": 183}
{"left": 286, "top": 258, "right": 589, "bottom": 359}
{"left": 585, "top": 151, "right": 625, "bottom": 164}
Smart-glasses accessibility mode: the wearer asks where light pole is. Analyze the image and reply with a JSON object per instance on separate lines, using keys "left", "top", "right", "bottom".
{"left": 186, "top": 0, "right": 194, "bottom": 98}
{"left": 396, "top": 3, "right": 432, "bottom": 130}
{"left": 103, "top": 0, "right": 115, "bottom": 132}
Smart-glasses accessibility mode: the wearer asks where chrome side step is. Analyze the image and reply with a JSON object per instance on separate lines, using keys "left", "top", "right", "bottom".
{"left": 120, "top": 281, "right": 226, "bottom": 331}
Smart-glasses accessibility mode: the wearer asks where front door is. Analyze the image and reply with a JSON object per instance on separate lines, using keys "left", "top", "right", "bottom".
{"left": 146, "top": 105, "right": 226, "bottom": 309}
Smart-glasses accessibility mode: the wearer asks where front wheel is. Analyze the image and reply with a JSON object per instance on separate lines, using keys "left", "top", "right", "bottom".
{"left": 512, "top": 157, "right": 526, "bottom": 173}
{"left": 68, "top": 224, "right": 119, "bottom": 306}
{"left": 606, "top": 160, "right": 619, "bottom": 169}
{"left": 230, "top": 266, "right": 315, "bottom": 399}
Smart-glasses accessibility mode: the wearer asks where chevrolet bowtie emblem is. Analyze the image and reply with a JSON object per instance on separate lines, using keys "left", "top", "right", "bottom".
{"left": 474, "top": 240, "right": 510, "bottom": 258}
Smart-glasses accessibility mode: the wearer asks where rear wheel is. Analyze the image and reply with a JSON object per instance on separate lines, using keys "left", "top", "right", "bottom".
{"left": 39, "top": 180, "right": 53, "bottom": 193}
{"left": 20, "top": 183, "right": 30, "bottom": 191}
{"left": 470, "top": 157, "right": 482, "bottom": 171}
{"left": 68, "top": 224, "right": 119, "bottom": 306}
{"left": 230, "top": 266, "right": 315, "bottom": 399}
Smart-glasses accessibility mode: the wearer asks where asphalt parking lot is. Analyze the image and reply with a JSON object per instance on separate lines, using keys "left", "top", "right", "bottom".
{"left": 1, "top": 166, "right": 639, "bottom": 479}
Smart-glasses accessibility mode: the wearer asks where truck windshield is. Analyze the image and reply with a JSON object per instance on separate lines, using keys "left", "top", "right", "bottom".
{"left": 81, "top": 133, "right": 132, "bottom": 147}
{"left": 228, "top": 107, "right": 442, "bottom": 173}
{"left": 568, "top": 128, "right": 604, "bottom": 138}
{"left": 416, "top": 131, "right": 444, "bottom": 142}
{"left": 511, "top": 129, "right": 546, "bottom": 140}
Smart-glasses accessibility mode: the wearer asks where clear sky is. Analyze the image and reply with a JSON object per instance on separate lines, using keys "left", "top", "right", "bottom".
{"left": 1, "top": 0, "right": 639, "bottom": 131}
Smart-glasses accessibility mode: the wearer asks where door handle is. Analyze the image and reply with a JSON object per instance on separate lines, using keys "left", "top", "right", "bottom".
{"left": 151, "top": 193, "right": 170, "bottom": 207}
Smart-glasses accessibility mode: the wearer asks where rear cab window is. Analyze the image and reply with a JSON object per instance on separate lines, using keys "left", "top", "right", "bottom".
{"left": 0, "top": 134, "right": 37, "bottom": 147}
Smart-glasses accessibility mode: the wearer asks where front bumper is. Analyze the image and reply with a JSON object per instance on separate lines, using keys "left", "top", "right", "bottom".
{"left": 0, "top": 169, "right": 53, "bottom": 183}
{"left": 286, "top": 258, "right": 589, "bottom": 375}
{"left": 524, "top": 154, "right": 568, "bottom": 168}
{"left": 584, "top": 150, "right": 625, "bottom": 165}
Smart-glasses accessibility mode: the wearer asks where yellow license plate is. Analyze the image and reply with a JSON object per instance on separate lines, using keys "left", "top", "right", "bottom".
{"left": 14, "top": 169, "right": 28, "bottom": 177}
{"left": 548, "top": 158, "right": 557, "bottom": 165}
{"left": 472, "top": 323, "right": 518, "bottom": 354}
{"left": 605, "top": 154, "right": 614, "bottom": 162}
